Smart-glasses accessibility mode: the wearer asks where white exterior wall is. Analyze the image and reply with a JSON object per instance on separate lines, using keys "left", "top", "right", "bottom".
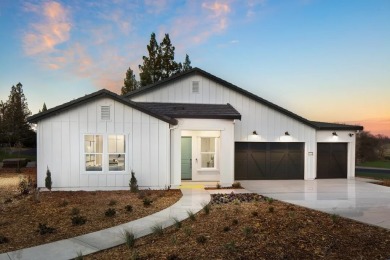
{"left": 170, "top": 118, "right": 235, "bottom": 187}
{"left": 316, "top": 130, "right": 357, "bottom": 179}
{"left": 131, "top": 75, "right": 317, "bottom": 180}
{"left": 36, "top": 97, "right": 171, "bottom": 190}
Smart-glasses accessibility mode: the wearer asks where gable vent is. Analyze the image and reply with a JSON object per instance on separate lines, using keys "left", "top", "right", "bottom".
{"left": 101, "top": 106, "right": 110, "bottom": 120}
{"left": 192, "top": 81, "right": 200, "bottom": 93}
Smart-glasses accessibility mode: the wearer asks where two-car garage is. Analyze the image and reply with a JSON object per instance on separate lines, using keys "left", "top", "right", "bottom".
{"left": 234, "top": 142, "right": 348, "bottom": 180}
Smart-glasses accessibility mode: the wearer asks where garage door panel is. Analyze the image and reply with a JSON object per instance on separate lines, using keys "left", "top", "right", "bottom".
{"left": 235, "top": 142, "right": 304, "bottom": 180}
{"left": 317, "top": 143, "right": 347, "bottom": 178}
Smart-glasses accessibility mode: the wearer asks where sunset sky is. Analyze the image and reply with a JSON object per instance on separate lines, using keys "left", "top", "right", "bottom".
{"left": 0, "top": 0, "right": 389, "bottom": 136}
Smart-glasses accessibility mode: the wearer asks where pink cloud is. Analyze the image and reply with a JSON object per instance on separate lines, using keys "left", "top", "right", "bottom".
{"left": 23, "top": 1, "right": 71, "bottom": 55}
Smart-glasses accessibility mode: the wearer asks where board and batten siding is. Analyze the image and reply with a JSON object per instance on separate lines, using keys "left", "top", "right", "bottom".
{"left": 36, "top": 97, "right": 170, "bottom": 190}
{"left": 130, "top": 75, "right": 317, "bottom": 179}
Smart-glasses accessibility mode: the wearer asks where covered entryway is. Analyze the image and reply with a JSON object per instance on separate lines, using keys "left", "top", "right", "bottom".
{"left": 235, "top": 142, "right": 304, "bottom": 180}
{"left": 181, "top": 137, "right": 192, "bottom": 180}
{"left": 317, "top": 143, "right": 347, "bottom": 178}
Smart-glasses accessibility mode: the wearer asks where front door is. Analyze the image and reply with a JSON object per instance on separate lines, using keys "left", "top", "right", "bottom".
{"left": 181, "top": 137, "right": 192, "bottom": 180}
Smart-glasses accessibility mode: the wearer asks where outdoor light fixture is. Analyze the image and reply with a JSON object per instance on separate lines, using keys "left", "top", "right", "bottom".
{"left": 332, "top": 132, "right": 338, "bottom": 136}
{"left": 285, "top": 131, "right": 290, "bottom": 136}
{"left": 252, "top": 131, "right": 258, "bottom": 135}
{"left": 349, "top": 133, "right": 354, "bottom": 137}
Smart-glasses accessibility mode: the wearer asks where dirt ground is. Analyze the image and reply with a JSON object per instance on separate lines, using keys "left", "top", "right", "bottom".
{"left": 89, "top": 193, "right": 390, "bottom": 260}
{"left": 0, "top": 168, "right": 181, "bottom": 253}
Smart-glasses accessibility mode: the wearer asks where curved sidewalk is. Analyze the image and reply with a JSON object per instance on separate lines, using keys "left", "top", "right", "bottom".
{"left": 0, "top": 188, "right": 210, "bottom": 260}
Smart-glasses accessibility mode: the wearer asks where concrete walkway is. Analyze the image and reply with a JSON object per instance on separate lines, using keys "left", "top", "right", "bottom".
{"left": 241, "top": 179, "right": 390, "bottom": 230}
{"left": 0, "top": 188, "right": 210, "bottom": 260}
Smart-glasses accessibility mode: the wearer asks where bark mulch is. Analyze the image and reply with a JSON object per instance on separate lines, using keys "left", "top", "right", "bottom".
{"left": 0, "top": 168, "right": 182, "bottom": 253}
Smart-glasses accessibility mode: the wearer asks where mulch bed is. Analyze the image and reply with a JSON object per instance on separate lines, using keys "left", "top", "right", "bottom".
{"left": 88, "top": 193, "right": 390, "bottom": 260}
{"left": 0, "top": 168, "right": 182, "bottom": 253}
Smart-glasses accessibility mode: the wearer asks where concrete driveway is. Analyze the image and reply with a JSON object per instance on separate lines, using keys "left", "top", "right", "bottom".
{"left": 240, "top": 179, "right": 390, "bottom": 230}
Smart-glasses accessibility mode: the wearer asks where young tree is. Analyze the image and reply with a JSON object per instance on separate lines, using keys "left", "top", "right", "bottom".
{"left": 45, "top": 166, "right": 52, "bottom": 191}
{"left": 139, "top": 33, "right": 161, "bottom": 87}
{"left": 42, "top": 103, "right": 47, "bottom": 112}
{"left": 159, "top": 34, "right": 180, "bottom": 79}
{"left": 182, "top": 54, "right": 192, "bottom": 72}
{"left": 2, "top": 83, "right": 32, "bottom": 146}
{"left": 121, "top": 67, "right": 139, "bottom": 95}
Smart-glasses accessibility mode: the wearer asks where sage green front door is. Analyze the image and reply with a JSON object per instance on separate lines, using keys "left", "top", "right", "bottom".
{"left": 181, "top": 137, "right": 192, "bottom": 180}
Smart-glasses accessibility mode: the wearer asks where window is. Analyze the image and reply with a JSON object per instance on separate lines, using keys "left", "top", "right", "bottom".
{"left": 101, "top": 106, "right": 110, "bottom": 120}
{"left": 200, "top": 137, "right": 215, "bottom": 168}
{"left": 85, "top": 135, "right": 103, "bottom": 171}
{"left": 192, "top": 81, "right": 199, "bottom": 93}
{"left": 108, "top": 135, "right": 125, "bottom": 171}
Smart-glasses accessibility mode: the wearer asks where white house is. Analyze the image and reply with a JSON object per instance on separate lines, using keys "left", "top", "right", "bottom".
{"left": 28, "top": 68, "right": 363, "bottom": 190}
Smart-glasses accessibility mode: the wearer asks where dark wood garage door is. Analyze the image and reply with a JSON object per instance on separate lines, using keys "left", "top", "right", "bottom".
{"left": 317, "top": 143, "right": 347, "bottom": 178}
{"left": 235, "top": 142, "right": 304, "bottom": 180}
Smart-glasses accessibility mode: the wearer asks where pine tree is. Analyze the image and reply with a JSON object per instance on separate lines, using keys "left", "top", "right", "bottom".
{"left": 182, "top": 54, "right": 192, "bottom": 71}
{"left": 121, "top": 67, "right": 139, "bottom": 95}
{"left": 139, "top": 33, "right": 162, "bottom": 87}
{"left": 159, "top": 34, "right": 180, "bottom": 79}
{"left": 42, "top": 103, "right": 47, "bottom": 112}
{"left": 129, "top": 171, "right": 139, "bottom": 193}
{"left": 2, "top": 83, "right": 32, "bottom": 146}
{"left": 45, "top": 166, "right": 52, "bottom": 191}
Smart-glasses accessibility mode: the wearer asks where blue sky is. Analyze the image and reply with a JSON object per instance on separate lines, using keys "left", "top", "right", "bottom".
{"left": 0, "top": 0, "right": 389, "bottom": 136}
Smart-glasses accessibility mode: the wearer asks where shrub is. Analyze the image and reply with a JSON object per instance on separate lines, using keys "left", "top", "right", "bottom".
{"left": 251, "top": 211, "right": 258, "bottom": 217}
{"left": 183, "top": 227, "right": 192, "bottom": 236}
{"left": 45, "top": 166, "right": 52, "bottom": 191}
{"left": 75, "top": 251, "right": 83, "bottom": 260}
{"left": 232, "top": 219, "right": 239, "bottom": 225}
{"left": 59, "top": 199, "right": 69, "bottom": 207}
{"left": 72, "top": 215, "right": 87, "bottom": 225}
{"left": 105, "top": 208, "right": 116, "bottom": 217}
{"left": 124, "top": 230, "right": 136, "bottom": 248}
{"left": 331, "top": 214, "right": 340, "bottom": 224}
{"left": 129, "top": 171, "right": 139, "bottom": 193}
{"left": 216, "top": 182, "right": 221, "bottom": 189}
{"left": 108, "top": 199, "right": 117, "bottom": 206}
{"left": 201, "top": 202, "right": 211, "bottom": 215}
{"left": 71, "top": 207, "right": 80, "bottom": 215}
{"left": 143, "top": 197, "right": 153, "bottom": 207}
{"left": 125, "top": 204, "right": 133, "bottom": 212}
{"left": 167, "top": 253, "right": 180, "bottom": 260}
{"left": 172, "top": 217, "right": 182, "bottom": 229}
{"left": 18, "top": 176, "right": 31, "bottom": 195}
{"left": 38, "top": 223, "right": 55, "bottom": 235}
{"left": 232, "top": 181, "right": 242, "bottom": 188}
{"left": 243, "top": 226, "right": 253, "bottom": 238}
{"left": 196, "top": 235, "right": 207, "bottom": 244}
{"left": 0, "top": 235, "right": 9, "bottom": 244}
{"left": 224, "top": 241, "right": 237, "bottom": 252}
{"left": 187, "top": 210, "right": 196, "bottom": 221}
{"left": 4, "top": 198, "right": 12, "bottom": 204}
{"left": 268, "top": 206, "right": 274, "bottom": 213}
{"left": 223, "top": 226, "right": 230, "bottom": 232}
{"left": 266, "top": 197, "right": 274, "bottom": 204}
{"left": 151, "top": 224, "right": 163, "bottom": 236}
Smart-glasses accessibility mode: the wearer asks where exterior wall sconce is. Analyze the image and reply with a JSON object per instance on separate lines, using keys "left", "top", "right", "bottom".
{"left": 349, "top": 133, "right": 354, "bottom": 137}
{"left": 285, "top": 131, "right": 290, "bottom": 136}
{"left": 332, "top": 132, "right": 338, "bottom": 136}
{"left": 252, "top": 131, "right": 258, "bottom": 135}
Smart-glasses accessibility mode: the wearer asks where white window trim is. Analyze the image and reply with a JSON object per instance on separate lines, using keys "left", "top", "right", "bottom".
{"left": 198, "top": 137, "right": 219, "bottom": 170}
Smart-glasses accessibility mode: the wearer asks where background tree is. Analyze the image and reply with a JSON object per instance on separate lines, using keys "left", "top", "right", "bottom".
{"left": 121, "top": 67, "right": 139, "bottom": 95}
{"left": 182, "top": 54, "right": 192, "bottom": 71}
{"left": 159, "top": 34, "right": 180, "bottom": 79}
{"left": 356, "top": 131, "right": 380, "bottom": 162}
{"left": 39, "top": 102, "right": 48, "bottom": 113}
{"left": 139, "top": 33, "right": 161, "bottom": 87}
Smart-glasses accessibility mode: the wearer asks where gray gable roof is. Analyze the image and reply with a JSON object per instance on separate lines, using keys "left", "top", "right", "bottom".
{"left": 310, "top": 121, "right": 363, "bottom": 131}
{"left": 137, "top": 102, "right": 241, "bottom": 120}
{"left": 125, "top": 68, "right": 363, "bottom": 131}
{"left": 27, "top": 89, "right": 178, "bottom": 125}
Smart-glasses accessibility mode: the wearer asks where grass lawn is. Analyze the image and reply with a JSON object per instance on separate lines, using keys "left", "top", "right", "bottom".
{"left": 0, "top": 148, "right": 37, "bottom": 162}
{"left": 356, "top": 171, "right": 390, "bottom": 180}
{"left": 357, "top": 160, "right": 390, "bottom": 169}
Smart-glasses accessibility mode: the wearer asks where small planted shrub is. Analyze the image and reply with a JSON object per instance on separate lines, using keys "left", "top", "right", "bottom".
{"left": 167, "top": 253, "right": 180, "bottom": 260}
{"left": 125, "top": 204, "right": 133, "bottom": 212}
{"left": 151, "top": 224, "right": 163, "bottom": 236}
{"left": 71, "top": 207, "right": 80, "bottom": 215}
{"left": 196, "top": 235, "right": 207, "bottom": 244}
{"left": 59, "top": 199, "right": 69, "bottom": 207}
{"left": 4, "top": 198, "right": 12, "bottom": 204}
{"left": 71, "top": 215, "right": 87, "bottom": 226}
{"left": 187, "top": 210, "right": 196, "bottom": 221}
{"left": 105, "top": 208, "right": 116, "bottom": 217}
{"left": 129, "top": 171, "right": 139, "bottom": 193}
{"left": 331, "top": 214, "right": 340, "bottom": 224}
{"left": 201, "top": 202, "right": 211, "bottom": 215}
{"left": 216, "top": 182, "right": 221, "bottom": 189}
{"left": 172, "top": 217, "right": 182, "bottom": 229}
{"left": 124, "top": 230, "right": 135, "bottom": 248}
{"left": 18, "top": 176, "right": 31, "bottom": 195}
{"left": 224, "top": 241, "right": 237, "bottom": 252}
{"left": 266, "top": 197, "right": 274, "bottom": 204}
{"left": 38, "top": 223, "right": 55, "bottom": 235}
{"left": 183, "top": 226, "right": 192, "bottom": 236}
{"left": 170, "top": 235, "right": 178, "bottom": 245}
{"left": 75, "top": 251, "right": 83, "bottom": 260}
{"left": 268, "top": 206, "right": 275, "bottom": 213}
{"left": 243, "top": 226, "right": 253, "bottom": 238}
{"left": 0, "top": 235, "right": 9, "bottom": 244}
{"left": 232, "top": 181, "right": 242, "bottom": 188}
{"left": 251, "top": 211, "right": 258, "bottom": 217}
{"left": 143, "top": 197, "right": 153, "bottom": 207}
{"left": 232, "top": 219, "right": 239, "bottom": 225}
{"left": 223, "top": 226, "right": 230, "bottom": 232}
{"left": 45, "top": 166, "right": 52, "bottom": 191}
{"left": 108, "top": 199, "right": 117, "bottom": 206}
